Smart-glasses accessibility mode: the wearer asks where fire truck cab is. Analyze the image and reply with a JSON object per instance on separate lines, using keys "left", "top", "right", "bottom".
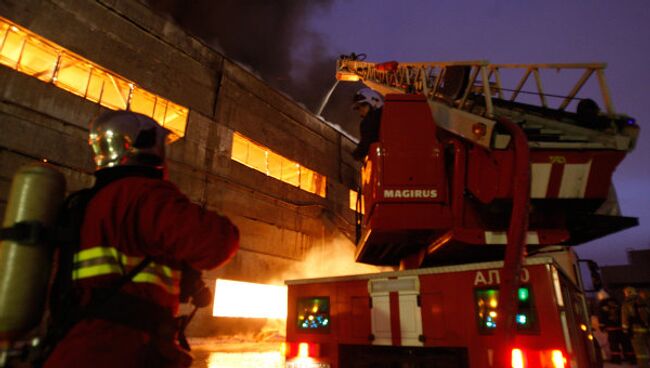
{"left": 285, "top": 254, "right": 595, "bottom": 368}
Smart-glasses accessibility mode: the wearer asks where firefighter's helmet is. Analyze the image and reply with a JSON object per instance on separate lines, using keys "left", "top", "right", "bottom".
{"left": 352, "top": 88, "right": 383, "bottom": 110}
{"left": 623, "top": 286, "right": 637, "bottom": 296}
{"left": 88, "top": 110, "right": 170, "bottom": 170}
{"left": 596, "top": 290, "right": 610, "bottom": 301}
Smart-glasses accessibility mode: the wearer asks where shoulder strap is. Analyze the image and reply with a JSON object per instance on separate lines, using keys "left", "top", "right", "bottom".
{"left": 41, "top": 185, "right": 153, "bottom": 361}
{"left": 35, "top": 188, "right": 100, "bottom": 366}
{"left": 48, "top": 188, "right": 99, "bottom": 318}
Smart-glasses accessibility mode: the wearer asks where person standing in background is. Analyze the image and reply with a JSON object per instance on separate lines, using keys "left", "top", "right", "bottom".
{"left": 622, "top": 286, "right": 650, "bottom": 368}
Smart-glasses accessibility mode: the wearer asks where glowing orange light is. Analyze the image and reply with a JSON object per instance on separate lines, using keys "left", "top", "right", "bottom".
{"left": 212, "top": 279, "right": 287, "bottom": 319}
{"left": 349, "top": 189, "right": 365, "bottom": 214}
{"left": 336, "top": 71, "right": 360, "bottom": 82}
{"left": 489, "top": 298, "right": 498, "bottom": 308}
{"left": 472, "top": 122, "right": 487, "bottom": 137}
{"left": 580, "top": 324, "right": 587, "bottom": 331}
{"left": 0, "top": 16, "right": 188, "bottom": 139}
{"left": 298, "top": 343, "right": 310, "bottom": 358}
{"left": 231, "top": 132, "right": 327, "bottom": 198}
{"left": 207, "top": 351, "right": 283, "bottom": 368}
{"left": 551, "top": 349, "right": 566, "bottom": 368}
{"left": 512, "top": 348, "right": 524, "bottom": 368}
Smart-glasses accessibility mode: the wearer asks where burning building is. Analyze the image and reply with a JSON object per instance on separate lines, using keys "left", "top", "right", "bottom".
{"left": 0, "top": 0, "right": 368, "bottom": 338}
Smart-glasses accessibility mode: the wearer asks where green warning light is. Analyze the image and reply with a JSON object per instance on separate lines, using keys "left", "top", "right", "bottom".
{"left": 518, "top": 287, "right": 529, "bottom": 301}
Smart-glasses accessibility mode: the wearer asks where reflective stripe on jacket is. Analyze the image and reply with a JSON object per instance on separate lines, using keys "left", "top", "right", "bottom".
{"left": 75, "top": 173, "right": 239, "bottom": 311}
{"left": 45, "top": 168, "right": 239, "bottom": 368}
{"left": 72, "top": 246, "right": 181, "bottom": 296}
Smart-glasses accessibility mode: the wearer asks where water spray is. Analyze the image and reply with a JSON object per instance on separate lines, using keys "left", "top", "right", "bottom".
{"left": 316, "top": 80, "right": 340, "bottom": 117}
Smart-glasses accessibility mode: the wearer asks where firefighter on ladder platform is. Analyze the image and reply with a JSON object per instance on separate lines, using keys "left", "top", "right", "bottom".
{"left": 351, "top": 88, "right": 383, "bottom": 161}
{"left": 44, "top": 111, "right": 240, "bottom": 368}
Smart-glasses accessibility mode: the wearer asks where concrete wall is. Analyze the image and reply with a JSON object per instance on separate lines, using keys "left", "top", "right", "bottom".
{"left": 0, "top": 0, "right": 361, "bottom": 336}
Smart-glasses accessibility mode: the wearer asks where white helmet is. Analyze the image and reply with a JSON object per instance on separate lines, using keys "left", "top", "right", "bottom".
{"left": 88, "top": 110, "right": 170, "bottom": 170}
{"left": 352, "top": 88, "right": 383, "bottom": 110}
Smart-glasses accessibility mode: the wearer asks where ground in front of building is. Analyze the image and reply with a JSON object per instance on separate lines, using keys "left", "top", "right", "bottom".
{"left": 189, "top": 339, "right": 284, "bottom": 368}
{"left": 187, "top": 340, "right": 638, "bottom": 368}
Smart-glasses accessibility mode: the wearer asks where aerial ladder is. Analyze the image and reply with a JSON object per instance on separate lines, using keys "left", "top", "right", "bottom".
{"left": 333, "top": 54, "right": 639, "bottom": 366}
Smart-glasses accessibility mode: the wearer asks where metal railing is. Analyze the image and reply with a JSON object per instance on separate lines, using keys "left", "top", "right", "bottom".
{"left": 337, "top": 58, "right": 615, "bottom": 118}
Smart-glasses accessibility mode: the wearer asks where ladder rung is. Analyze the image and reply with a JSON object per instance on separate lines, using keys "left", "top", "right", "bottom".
{"left": 527, "top": 135, "right": 562, "bottom": 142}
{"left": 559, "top": 135, "right": 589, "bottom": 141}
{"left": 540, "top": 129, "right": 563, "bottom": 135}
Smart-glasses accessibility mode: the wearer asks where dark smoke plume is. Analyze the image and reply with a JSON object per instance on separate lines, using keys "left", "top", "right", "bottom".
{"left": 145, "top": 0, "right": 360, "bottom": 136}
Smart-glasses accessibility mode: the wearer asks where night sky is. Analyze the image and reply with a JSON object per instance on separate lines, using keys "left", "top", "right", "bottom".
{"left": 155, "top": 0, "right": 649, "bottom": 266}
{"left": 302, "top": 0, "right": 650, "bottom": 266}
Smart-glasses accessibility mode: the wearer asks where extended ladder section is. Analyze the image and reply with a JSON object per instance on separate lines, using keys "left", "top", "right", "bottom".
{"left": 337, "top": 58, "right": 639, "bottom": 152}
{"left": 338, "top": 56, "right": 639, "bottom": 268}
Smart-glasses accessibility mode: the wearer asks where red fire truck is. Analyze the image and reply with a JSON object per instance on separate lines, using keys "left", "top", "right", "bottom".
{"left": 285, "top": 253, "right": 593, "bottom": 368}
{"left": 284, "top": 57, "right": 639, "bottom": 368}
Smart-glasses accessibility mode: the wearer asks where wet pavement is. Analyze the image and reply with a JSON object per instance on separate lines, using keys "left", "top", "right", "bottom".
{"left": 189, "top": 340, "right": 284, "bottom": 368}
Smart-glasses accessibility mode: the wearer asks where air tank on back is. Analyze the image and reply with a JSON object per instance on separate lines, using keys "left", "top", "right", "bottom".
{"left": 0, "top": 164, "right": 66, "bottom": 340}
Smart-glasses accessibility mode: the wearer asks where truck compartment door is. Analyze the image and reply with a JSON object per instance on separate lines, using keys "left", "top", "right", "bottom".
{"left": 369, "top": 277, "right": 423, "bottom": 347}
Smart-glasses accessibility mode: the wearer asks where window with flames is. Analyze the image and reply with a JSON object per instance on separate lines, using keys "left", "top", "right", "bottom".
{"left": 231, "top": 132, "right": 327, "bottom": 198}
{"left": 0, "top": 16, "right": 188, "bottom": 140}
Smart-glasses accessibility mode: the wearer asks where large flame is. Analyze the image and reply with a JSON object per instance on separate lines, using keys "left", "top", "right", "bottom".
{"left": 207, "top": 351, "right": 283, "bottom": 368}
{"left": 212, "top": 236, "right": 388, "bottom": 321}
{"left": 213, "top": 279, "right": 287, "bottom": 319}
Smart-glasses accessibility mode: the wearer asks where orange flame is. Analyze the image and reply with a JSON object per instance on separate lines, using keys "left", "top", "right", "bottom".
{"left": 212, "top": 279, "right": 287, "bottom": 319}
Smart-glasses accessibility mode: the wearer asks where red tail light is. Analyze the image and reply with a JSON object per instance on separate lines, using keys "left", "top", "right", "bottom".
{"left": 285, "top": 342, "right": 320, "bottom": 359}
{"left": 551, "top": 349, "right": 566, "bottom": 368}
{"left": 512, "top": 348, "right": 525, "bottom": 368}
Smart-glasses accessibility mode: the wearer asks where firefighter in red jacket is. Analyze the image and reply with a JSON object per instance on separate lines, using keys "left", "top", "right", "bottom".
{"left": 44, "top": 110, "right": 239, "bottom": 368}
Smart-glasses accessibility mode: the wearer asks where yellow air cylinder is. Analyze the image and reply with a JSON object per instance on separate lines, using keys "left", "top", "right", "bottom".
{"left": 0, "top": 164, "right": 65, "bottom": 340}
